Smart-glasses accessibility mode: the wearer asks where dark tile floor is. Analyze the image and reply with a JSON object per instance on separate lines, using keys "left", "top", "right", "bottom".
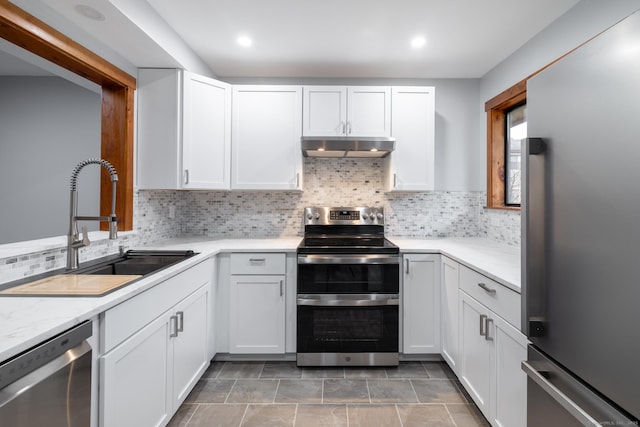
{"left": 168, "top": 361, "right": 490, "bottom": 427}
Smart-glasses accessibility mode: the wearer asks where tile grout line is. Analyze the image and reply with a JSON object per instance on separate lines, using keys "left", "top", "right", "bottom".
{"left": 394, "top": 403, "right": 405, "bottom": 427}
{"left": 443, "top": 403, "right": 460, "bottom": 427}
{"left": 272, "top": 379, "right": 281, "bottom": 404}
{"left": 237, "top": 403, "right": 250, "bottom": 427}
{"left": 182, "top": 403, "right": 200, "bottom": 427}
{"left": 224, "top": 379, "right": 238, "bottom": 404}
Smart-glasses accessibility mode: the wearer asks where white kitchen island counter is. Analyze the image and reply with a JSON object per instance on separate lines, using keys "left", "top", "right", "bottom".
{"left": 0, "top": 236, "right": 519, "bottom": 363}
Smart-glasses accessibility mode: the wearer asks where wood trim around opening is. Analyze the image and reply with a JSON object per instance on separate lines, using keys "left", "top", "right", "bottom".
{"left": 485, "top": 79, "right": 526, "bottom": 210}
{"left": 0, "top": 0, "right": 136, "bottom": 230}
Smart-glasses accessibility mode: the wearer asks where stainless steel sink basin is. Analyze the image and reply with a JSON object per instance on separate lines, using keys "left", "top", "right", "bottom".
{"left": 74, "top": 250, "right": 197, "bottom": 276}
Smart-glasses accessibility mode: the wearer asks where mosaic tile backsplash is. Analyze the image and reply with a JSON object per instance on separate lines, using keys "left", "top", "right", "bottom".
{"left": 0, "top": 158, "right": 520, "bottom": 284}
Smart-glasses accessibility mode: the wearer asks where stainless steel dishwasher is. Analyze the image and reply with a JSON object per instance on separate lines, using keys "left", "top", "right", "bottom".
{"left": 0, "top": 321, "right": 93, "bottom": 426}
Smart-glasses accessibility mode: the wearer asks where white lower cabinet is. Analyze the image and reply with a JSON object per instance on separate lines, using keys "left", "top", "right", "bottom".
{"left": 459, "top": 290, "right": 527, "bottom": 427}
{"left": 229, "top": 253, "right": 286, "bottom": 354}
{"left": 440, "top": 256, "right": 459, "bottom": 373}
{"left": 402, "top": 254, "right": 440, "bottom": 354}
{"left": 99, "top": 260, "right": 212, "bottom": 427}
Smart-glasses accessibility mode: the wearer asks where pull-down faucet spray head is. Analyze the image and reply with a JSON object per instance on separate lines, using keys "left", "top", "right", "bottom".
{"left": 67, "top": 158, "right": 119, "bottom": 269}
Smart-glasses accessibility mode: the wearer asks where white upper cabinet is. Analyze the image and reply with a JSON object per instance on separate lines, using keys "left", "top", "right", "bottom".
{"left": 302, "top": 86, "right": 391, "bottom": 137}
{"left": 232, "top": 85, "right": 303, "bottom": 190}
{"left": 384, "top": 86, "right": 435, "bottom": 192}
{"left": 137, "top": 69, "right": 231, "bottom": 190}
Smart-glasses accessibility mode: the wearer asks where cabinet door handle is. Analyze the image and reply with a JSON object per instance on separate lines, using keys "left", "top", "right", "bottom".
{"left": 405, "top": 258, "right": 410, "bottom": 275}
{"left": 485, "top": 317, "right": 494, "bottom": 341}
{"left": 280, "top": 280, "right": 284, "bottom": 297}
{"left": 169, "top": 315, "right": 179, "bottom": 338}
{"left": 296, "top": 173, "right": 300, "bottom": 189}
{"left": 184, "top": 169, "right": 190, "bottom": 185}
{"left": 479, "top": 314, "right": 487, "bottom": 337}
{"left": 393, "top": 173, "right": 397, "bottom": 189}
{"left": 478, "top": 282, "right": 497, "bottom": 295}
{"left": 346, "top": 121, "right": 352, "bottom": 134}
{"left": 176, "top": 311, "right": 184, "bottom": 333}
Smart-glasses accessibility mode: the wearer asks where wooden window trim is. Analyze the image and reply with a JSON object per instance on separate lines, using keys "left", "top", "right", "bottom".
{"left": 485, "top": 79, "right": 526, "bottom": 210}
{"left": 0, "top": 1, "right": 136, "bottom": 231}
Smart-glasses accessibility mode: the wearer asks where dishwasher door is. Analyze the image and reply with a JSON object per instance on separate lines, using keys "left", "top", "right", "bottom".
{"left": 0, "top": 321, "right": 93, "bottom": 427}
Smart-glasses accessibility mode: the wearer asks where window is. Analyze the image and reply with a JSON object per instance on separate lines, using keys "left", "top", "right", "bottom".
{"left": 485, "top": 79, "right": 526, "bottom": 210}
{"left": 505, "top": 103, "right": 526, "bottom": 205}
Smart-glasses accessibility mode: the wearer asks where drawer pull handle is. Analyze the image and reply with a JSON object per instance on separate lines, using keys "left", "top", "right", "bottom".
{"left": 176, "top": 311, "right": 184, "bottom": 333}
{"left": 478, "top": 282, "right": 497, "bottom": 294}
{"left": 485, "top": 317, "right": 494, "bottom": 341}
{"left": 480, "top": 314, "right": 487, "bottom": 337}
{"left": 249, "top": 258, "right": 266, "bottom": 263}
{"left": 169, "top": 315, "right": 178, "bottom": 338}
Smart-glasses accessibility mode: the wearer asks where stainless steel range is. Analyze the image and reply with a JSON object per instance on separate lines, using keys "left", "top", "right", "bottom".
{"left": 296, "top": 207, "right": 400, "bottom": 367}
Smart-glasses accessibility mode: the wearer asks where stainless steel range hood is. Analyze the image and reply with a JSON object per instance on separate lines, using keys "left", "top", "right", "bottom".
{"left": 301, "top": 136, "right": 395, "bottom": 158}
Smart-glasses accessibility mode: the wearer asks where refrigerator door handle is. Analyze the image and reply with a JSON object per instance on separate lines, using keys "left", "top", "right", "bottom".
{"left": 522, "top": 361, "right": 600, "bottom": 426}
{"left": 522, "top": 137, "right": 548, "bottom": 338}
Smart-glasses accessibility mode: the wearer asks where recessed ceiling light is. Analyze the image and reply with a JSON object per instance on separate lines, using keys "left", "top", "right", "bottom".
{"left": 237, "top": 36, "right": 253, "bottom": 47}
{"left": 410, "top": 36, "right": 426, "bottom": 49}
{"left": 74, "top": 4, "right": 105, "bottom": 21}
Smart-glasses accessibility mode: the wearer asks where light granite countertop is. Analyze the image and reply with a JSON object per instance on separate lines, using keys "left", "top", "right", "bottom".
{"left": 0, "top": 237, "right": 519, "bottom": 363}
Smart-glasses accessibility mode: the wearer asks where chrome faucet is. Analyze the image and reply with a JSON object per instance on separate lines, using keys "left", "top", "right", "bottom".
{"left": 67, "top": 159, "right": 118, "bottom": 269}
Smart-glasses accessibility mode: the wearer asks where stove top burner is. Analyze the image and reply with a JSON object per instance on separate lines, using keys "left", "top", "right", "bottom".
{"left": 298, "top": 207, "right": 398, "bottom": 255}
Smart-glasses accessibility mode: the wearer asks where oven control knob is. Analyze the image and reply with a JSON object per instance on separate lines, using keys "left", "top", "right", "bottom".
{"left": 376, "top": 213, "right": 384, "bottom": 220}
{"left": 362, "top": 213, "right": 369, "bottom": 220}
{"left": 306, "top": 213, "right": 313, "bottom": 220}
{"left": 314, "top": 212, "right": 320, "bottom": 219}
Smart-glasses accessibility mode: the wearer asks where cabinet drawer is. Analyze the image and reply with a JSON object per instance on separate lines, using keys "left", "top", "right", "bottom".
{"left": 102, "top": 259, "right": 212, "bottom": 352}
{"left": 459, "top": 265, "right": 520, "bottom": 329}
{"left": 230, "top": 253, "right": 286, "bottom": 275}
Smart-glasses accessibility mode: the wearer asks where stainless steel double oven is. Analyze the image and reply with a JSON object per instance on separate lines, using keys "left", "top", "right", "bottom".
{"left": 296, "top": 207, "right": 400, "bottom": 367}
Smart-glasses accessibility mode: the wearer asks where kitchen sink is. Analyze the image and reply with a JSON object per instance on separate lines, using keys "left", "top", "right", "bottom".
{"left": 74, "top": 250, "right": 197, "bottom": 276}
{"left": 0, "top": 250, "right": 198, "bottom": 297}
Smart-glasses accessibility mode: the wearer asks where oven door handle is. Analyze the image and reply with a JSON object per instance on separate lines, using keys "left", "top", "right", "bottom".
{"left": 297, "top": 254, "right": 400, "bottom": 264}
{"left": 297, "top": 294, "right": 400, "bottom": 307}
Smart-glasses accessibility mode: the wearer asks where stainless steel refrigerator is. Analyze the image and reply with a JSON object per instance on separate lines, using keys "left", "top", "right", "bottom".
{"left": 522, "top": 8, "right": 640, "bottom": 426}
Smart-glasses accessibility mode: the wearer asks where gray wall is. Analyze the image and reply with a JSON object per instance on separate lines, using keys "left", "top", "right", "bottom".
{"left": 0, "top": 76, "right": 101, "bottom": 244}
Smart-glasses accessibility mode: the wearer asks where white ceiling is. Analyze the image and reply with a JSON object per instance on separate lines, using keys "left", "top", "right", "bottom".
{"left": 7, "top": 0, "right": 580, "bottom": 79}
{"left": 145, "top": 0, "right": 580, "bottom": 78}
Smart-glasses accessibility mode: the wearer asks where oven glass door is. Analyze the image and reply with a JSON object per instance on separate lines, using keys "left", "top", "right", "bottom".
{"left": 297, "top": 300, "right": 399, "bottom": 353}
{"left": 297, "top": 255, "right": 400, "bottom": 294}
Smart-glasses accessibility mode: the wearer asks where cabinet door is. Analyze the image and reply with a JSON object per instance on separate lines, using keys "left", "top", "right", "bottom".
{"left": 182, "top": 72, "right": 231, "bottom": 189}
{"left": 492, "top": 313, "right": 527, "bottom": 427}
{"left": 459, "top": 291, "right": 492, "bottom": 418}
{"left": 385, "top": 86, "right": 435, "bottom": 192}
{"left": 347, "top": 86, "right": 391, "bottom": 136}
{"left": 232, "top": 86, "right": 303, "bottom": 190}
{"left": 229, "top": 275, "right": 286, "bottom": 353}
{"left": 172, "top": 285, "right": 210, "bottom": 407}
{"left": 137, "top": 69, "right": 181, "bottom": 189}
{"left": 101, "top": 314, "right": 172, "bottom": 427}
{"left": 302, "top": 86, "right": 347, "bottom": 136}
{"left": 441, "top": 256, "right": 459, "bottom": 372}
{"left": 402, "top": 254, "right": 440, "bottom": 354}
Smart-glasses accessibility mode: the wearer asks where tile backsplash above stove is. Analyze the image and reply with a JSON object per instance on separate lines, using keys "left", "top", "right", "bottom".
{"left": 1, "top": 158, "right": 520, "bottom": 284}
{"left": 156, "top": 158, "right": 520, "bottom": 246}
